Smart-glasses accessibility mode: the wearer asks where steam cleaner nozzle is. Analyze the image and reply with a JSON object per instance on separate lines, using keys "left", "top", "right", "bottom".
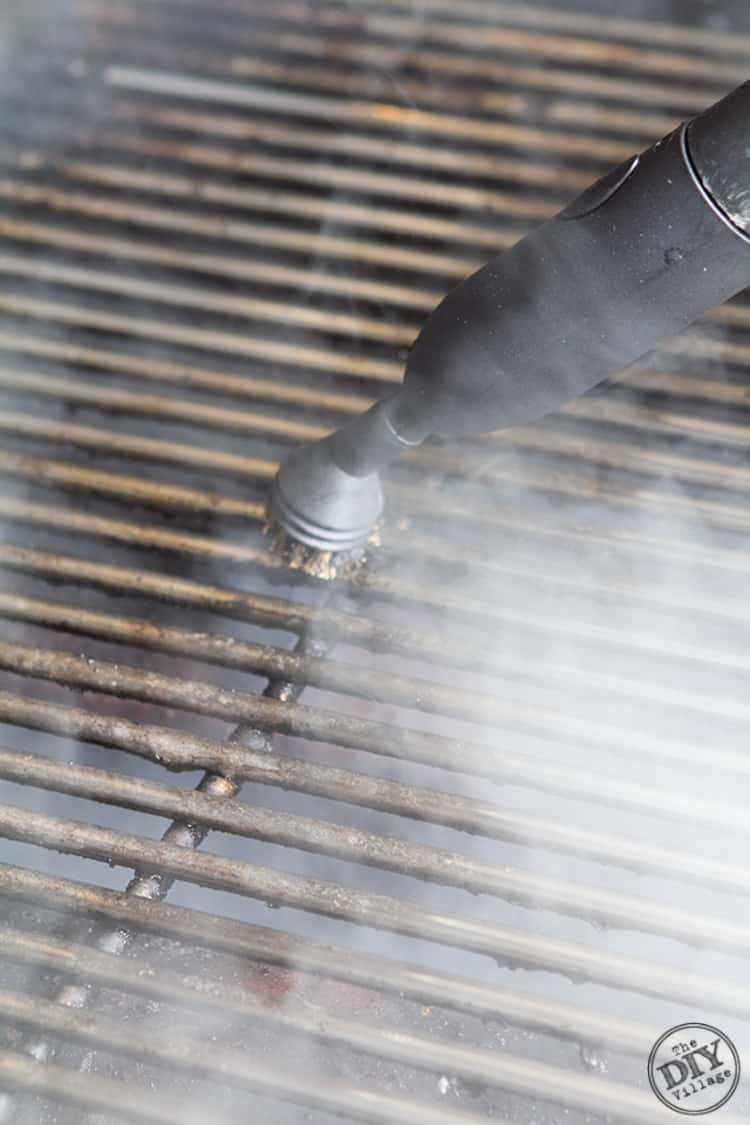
{"left": 269, "top": 79, "right": 750, "bottom": 559}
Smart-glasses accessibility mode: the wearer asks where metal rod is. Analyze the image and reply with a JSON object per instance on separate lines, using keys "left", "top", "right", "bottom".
{"left": 623, "top": 368, "right": 750, "bottom": 407}
{"left": 0, "top": 1049, "right": 232, "bottom": 1125}
{"left": 0, "top": 410, "right": 282, "bottom": 479}
{"left": 666, "top": 332, "right": 750, "bottom": 371}
{"left": 0, "top": 925, "right": 659, "bottom": 1082}
{"left": 4, "top": 863, "right": 750, "bottom": 1030}
{"left": 58, "top": 157, "right": 519, "bottom": 249}
{"left": 1, "top": 637, "right": 747, "bottom": 780}
{"left": 0, "top": 689, "right": 745, "bottom": 848}
{"left": 0, "top": 330, "right": 370, "bottom": 414}
{"left": 0, "top": 255, "right": 417, "bottom": 346}
{"left": 0, "top": 494, "right": 272, "bottom": 566}
{"left": 1, "top": 539, "right": 747, "bottom": 694}
{"left": 2, "top": 495, "right": 749, "bottom": 672}
{"left": 0, "top": 449, "right": 266, "bottom": 521}
{"left": 0, "top": 991, "right": 512, "bottom": 1125}
{"left": 113, "top": 102, "right": 590, "bottom": 191}
{"left": 0, "top": 367, "right": 335, "bottom": 438}
{"left": 0, "top": 215, "right": 442, "bottom": 312}
{"left": 1, "top": 742, "right": 748, "bottom": 917}
{"left": 564, "top": 395, "right": 750, "bottom": 450}
{"left": 0, "top": 177, "right": 479, "bottom": 276}
{"left": 0, "top": 583, "right": 748, "bottom": 731}
{"left": 104, "top": 66, "right": 635, "bottom": 162}
{"left": 0, "top": 292, "right": 402, "bottom": 381}
{"left": 0, "top": 543, "right": 319, "bottom": 634}
{"left": 1, "top": 800, "right": 750, "bottom": 964}
{"left": 544, "top": 100, "right": 678, "bottom": 137}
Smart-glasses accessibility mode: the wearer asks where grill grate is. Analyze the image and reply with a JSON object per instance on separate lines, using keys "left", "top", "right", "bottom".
{"left": 0, "top": 0, "right": 749, "bottom": 1122}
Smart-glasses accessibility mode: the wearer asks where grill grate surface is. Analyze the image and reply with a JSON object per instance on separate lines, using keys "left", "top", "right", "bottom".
{"left": 0, "top": 1, "right": 749, "bottom": 1122}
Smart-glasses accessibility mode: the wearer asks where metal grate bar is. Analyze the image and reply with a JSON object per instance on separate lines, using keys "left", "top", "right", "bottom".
{"left": 0, "top": 292, "right": 403, "bottom": 381}
{"left": 1, "top": 358, "right": 748, "bottom": 509}
{"left": 74, "top": 0, "right": 750, "bottom": 61}
{"left": 162, "top": 1, "right": 748, "bottom": 84}
{"left": 1, "top": 690, "right": 745, "bottom": 846}
{"left": 0, "top": 255, "right": 417, "bottom": 345}
{"left": 0, "top": 177, "right": 481, "bottom": 276}
{"left": 0, "top": 331, "right": 372, "bottom": 413}
{"left": 1, "top": 588, "right": 746, "bottom": 727}
{"left": 0, "top": 214, "right": 443, "bottom": 310}
{"left": 104, "top": 65, "right": 636, "bottom": 161}
{"left": 0, "top": 1050, "right": 236, "bottom": 1125}
{"left": 2, "top": 498, "right": 748, "bottom": 681}
{"left": 0, "top": 922, "right": 656, "bottom": 1061}
{"left": 2, "top": 638, "right": 748, "bottom": 781}
{"left": 3, "top": 801, "right": 750, "bottom": 983}
{"left": 0, "top": 537, "right": 739, "bottom": 646}
{"left": 0, "top": 990, "right": 511, "bottom": 1125}
{"left": 5, "top": 862, "right": 750, "bottom": 1033}
{"left": 2, "top": 743, "right": 749, "bottom": 934}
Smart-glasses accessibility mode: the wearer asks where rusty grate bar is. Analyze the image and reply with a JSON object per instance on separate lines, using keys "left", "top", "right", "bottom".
{"left": 0, "top": 355, "right": 749, "bottom": 498}
{"left": 1, "top": 637, "right": 748, "bottom": 781}
{"left": 4, "top": 796, "right": 750, "bottom": 967}
{"left": 6, "top": 595, "right": 334, "bottom": 1094}
{"left": 0, "top": 541, "right": 745, "bottom": 661}
{"left": 5, "top": 862, "right": 750, "bottom": 1033}
{"left": 0, "top": 922, "right": 661, "bottom": 1080}
{"left": 3, "top": 744, "right": 750, "bottom": 944}
{"left": 1, "top": 589, "right": 747, "bottom": 729}
{"left": 1, "top": 497, "right": 748, "bottom": 703}
{"left": 1, "top": 420, "right": 750, "bottom": 550}
{"left": 0, "top": 690, "right": 744, "bottom": 853}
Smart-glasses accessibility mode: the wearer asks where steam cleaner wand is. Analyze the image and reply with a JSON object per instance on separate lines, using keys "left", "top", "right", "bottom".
{"left": 269, "top": 80, "right": 750, "bottom": 565}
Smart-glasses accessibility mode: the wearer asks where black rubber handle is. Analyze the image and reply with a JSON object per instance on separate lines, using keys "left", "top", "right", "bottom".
{"left": 381, "top": 80, "right": 750, "bottom": 443}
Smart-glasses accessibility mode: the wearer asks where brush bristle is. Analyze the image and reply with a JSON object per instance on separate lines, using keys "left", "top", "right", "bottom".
{"left": 263, "top": 517, "right": 380, "bottom": 581}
